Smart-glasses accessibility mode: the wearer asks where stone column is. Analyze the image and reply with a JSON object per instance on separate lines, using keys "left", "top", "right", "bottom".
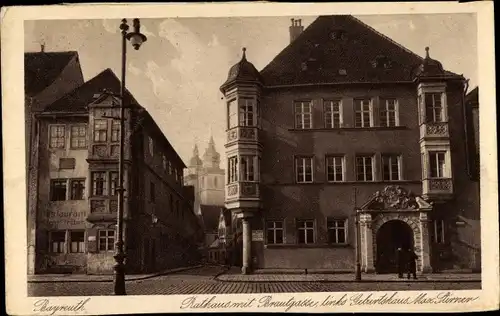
{"left": 361, "top": 214, "right": 375, "bottom": 273}
{"left": 419, "top": 212, "right": 432, "bottom": 273}
{"left": 241, "top": 217, "right": 252, "bottom": 274}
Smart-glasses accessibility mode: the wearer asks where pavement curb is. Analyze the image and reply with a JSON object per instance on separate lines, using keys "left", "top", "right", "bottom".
{"left": 28, "top": 265, "right": 204, "bottom": 284}
{"left": 214, "top": 275, "right": 481, "bottom": 284}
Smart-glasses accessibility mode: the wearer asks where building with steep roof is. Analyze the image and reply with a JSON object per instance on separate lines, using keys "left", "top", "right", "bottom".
{"left": 25, "top": 48, "right": 85, "bottom": 275}
{"left": 220, "top": 15, "right": 480, "bottom": 274}
{"left": 28, "top": 67, "right": 203, "bottom": 275}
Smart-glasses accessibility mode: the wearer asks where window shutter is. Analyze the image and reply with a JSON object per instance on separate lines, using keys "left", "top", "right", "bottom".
{"left": 87, "top": 228, "right": 98, "bottom": 253}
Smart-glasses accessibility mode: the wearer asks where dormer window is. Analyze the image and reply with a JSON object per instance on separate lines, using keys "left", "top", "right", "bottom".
{"left": 372, "top": 55, "right": 393, "bottom": 69}
{"left": 330, "top": 29, "right": 347, "bottom": 40}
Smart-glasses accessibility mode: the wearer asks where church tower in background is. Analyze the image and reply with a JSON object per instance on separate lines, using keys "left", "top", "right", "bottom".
{"left": 185, "top": 136, "right": 225, "bottom": 213}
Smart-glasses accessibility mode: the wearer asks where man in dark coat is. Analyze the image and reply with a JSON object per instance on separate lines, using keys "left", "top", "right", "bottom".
{"left": 396, "top": 247, "right": 405, "bottom": 278}
{"left": 406, "top": 248, "right": 418, "bottom": 280}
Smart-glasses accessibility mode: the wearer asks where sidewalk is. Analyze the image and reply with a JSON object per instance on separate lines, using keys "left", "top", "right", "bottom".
{"left": 216, "top": 268, "right": 481, "bottom": 283}
{"left": 28, "top": 265, "right": 203, "bottom": 283}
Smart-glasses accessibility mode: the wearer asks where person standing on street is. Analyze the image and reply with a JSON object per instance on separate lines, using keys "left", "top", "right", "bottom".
{"left": 396, "top": 247, "right": 405, "bottom": 278}
{"left": 407, "top": 248, "right": 418, "bottom": 280}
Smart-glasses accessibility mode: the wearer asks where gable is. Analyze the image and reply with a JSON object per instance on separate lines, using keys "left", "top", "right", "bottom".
{"left": 260, "top": 15, "right": 456, "bottom": 86}
{"left": 360, "top": 185, "right": 432, "bottom": 211}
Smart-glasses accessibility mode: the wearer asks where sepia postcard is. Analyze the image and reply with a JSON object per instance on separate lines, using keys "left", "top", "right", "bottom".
{"left": 2, "top": 1, "right": 498, "bottom": 314}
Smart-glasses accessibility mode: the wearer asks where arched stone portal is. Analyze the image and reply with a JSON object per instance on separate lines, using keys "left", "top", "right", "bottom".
{"left": 375, "top": 220, "right": 415, "bottom": 273}
{"left": 357, "top": 186, "right": 433, "bottom": 274}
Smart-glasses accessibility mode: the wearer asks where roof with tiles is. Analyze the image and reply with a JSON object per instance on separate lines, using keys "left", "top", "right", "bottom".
{"left": 258, "top": 15, "right": 461, "bottom": 87}
{"left": 25, "top": 51, "right": 79, "bottom": 96}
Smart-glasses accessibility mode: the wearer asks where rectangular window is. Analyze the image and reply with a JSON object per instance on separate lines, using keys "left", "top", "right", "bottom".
{"left": 296, "top": 157, "right": 313, "bottom": 183}
{"left": 50, "top": 179, "right": 67, "bottom": 201}
{"left": 326, "top": 156, "right": 344, "bottom": 182}
{"left": 294, "top": 101, "right": 312, "bottom": 129}
{"left": 91, "top": 172, "right": 107, "bottom": 196}
{"left": 168, "top": 161, "right": 172, "bottom": 175}
{"left": 49, "top": 125, "right": 66, "bottom": 148}
{"left": 433, "top": 220, "right": 445, "bottom": 243}
{"left": 327, "top": 219, "right": 347, "bottom": 244}
{"left": 109, "top": 172, "right": 118, "bottom": 196}
{"left": 354, "top": 99, "right": 372, "bottom": 127}
{"left": 93, "top": 119, "right": 108, "bottom": 142}
{"left": 169, "top": 194, "right": 173, "bottom": 213}
{"left": 150, "top": 181, "right": 156, "bottom": 202}
{"left": 356, "top": 155, "right": 374, "bottom": 181}
{"left": 70, "top": 125, "right": 87, "bottom": 148}
{"left": 429, "top": 151, "right": 446, "bottom": 178}
{"left": 382, "top": 154, "right": 401, "bottom": 181}
{"left": 266, "top": 221, "right": 284, "bottom": 244}
{"left": 98, "top": 230, "right": 115, "bottom": 252}
{"left": 425, "top": 93, "right": 443, "bottom": 123}
{"left": 70, "top": 179, "right": 85, "bottom": 200}
{"left": 50, "top": 231, "right": 66, "bottom": 253}
{"left": 162, "top": 155, "right": 167, "bottom": 170}
{"left": 228, "top": 156, "right": 238, "bottom": 183}
{"left": 228, "top": 99, "right": 238, "bottom": 129}
{"left": 380, "top": 99, "right": 398, "bottom": 127}
{"left": 297, "top": 220, "right": 315, "bottom": 244}
{"left": 111, "top": 120, "right": 120, "bottom": 142}
{"left": 70, "top": 231, "right": 85, "bottom": 253}
{"left": 324, "top": 100, "right": 342, "bottom": 128}
{"left": 239, "top": 98, "right": 255, "bottom": 127}
{"left": 240, "top": 156, "right": 255, "bottom": 181}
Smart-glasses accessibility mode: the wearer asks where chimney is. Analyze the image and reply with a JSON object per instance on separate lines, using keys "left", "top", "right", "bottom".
{"left": 289, "top": 18, "right": 304, "bottom": 43}
{"left": 40, "top": 42, "right": 45, "bottom": 53}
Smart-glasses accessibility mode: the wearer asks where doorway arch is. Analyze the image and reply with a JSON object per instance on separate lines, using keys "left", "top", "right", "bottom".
{"left": 375, "top": 220, "right": 414, "bottom": 274}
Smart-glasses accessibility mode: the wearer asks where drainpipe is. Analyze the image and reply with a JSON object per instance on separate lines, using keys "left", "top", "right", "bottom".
{"left": 461, "top": 79, "right": 472, "bottom": 179}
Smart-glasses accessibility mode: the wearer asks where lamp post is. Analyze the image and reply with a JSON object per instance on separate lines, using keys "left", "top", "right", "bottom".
{"left": 354, "top": 209, "right": 362, "bottom": 281}
{"left": 114, "top": 18, "right": 147, "bottom": 296}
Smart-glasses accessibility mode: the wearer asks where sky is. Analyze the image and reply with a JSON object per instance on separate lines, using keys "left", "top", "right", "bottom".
{"left": 24, "top": 14, "right": 478, "bottom": 169}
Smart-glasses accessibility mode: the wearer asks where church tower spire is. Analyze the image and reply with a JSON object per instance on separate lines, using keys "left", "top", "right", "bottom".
{"left": 203, "top": 135, "right": 221, "bottom": 169}
{"left": 188, "top": 143, "right": 203, "bottom": 168}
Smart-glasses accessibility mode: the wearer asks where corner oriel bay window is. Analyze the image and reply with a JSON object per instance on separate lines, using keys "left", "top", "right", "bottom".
{"left": 228, "top": 99, "right": 238, "bottom": 129}
{"left": 294, "top": 101, "right": 312, "bottom": 129}
{"left": 324, "top": 100, "right": 342, "bottom": 128}
{"left": 380, "top": 99, "right": 398, "bottom": 127}
{"left": 297, "top": 220, "right": 314, "bottom": 244}
{"left": 429, "top": 151, "right": 446, "bottom": 178}
{"left": 91, "top": 171, "right": 107, "bottom": 196}
{"left": 240, "top": 156, "right": 256, "bottom": 181}
{"left": 326, "top": 156, "right": 344, "bottom": 182}
{"left": 356, "top": 155, "right": 374, "bottom": 181}
{"left": 111, "top": 120, "right": 120, "bottom": 142}
{"left": 239, "top": 98, "right": 256, "bottom": 126}
{"left": 354, "top": 99, "right": 372, "bottom": 127}
{"left": 295, "top": 157, "right": 313, "bottom": 183}
{"left": 382, "top": 154, "right": 401, "bottom": 181}
{"left": 266, "top": 221, "right": 284, "bottom": 244}
{"left": 228, "top": 156, "right": 238, "bottom": 183}
{"left": 425, "top": 93, "right": 443, "bottom": 123}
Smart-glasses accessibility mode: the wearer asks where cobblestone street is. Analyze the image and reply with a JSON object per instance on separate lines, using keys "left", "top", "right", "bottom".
{"left": 28, "top": 266, "right": 481, "bottom": 297}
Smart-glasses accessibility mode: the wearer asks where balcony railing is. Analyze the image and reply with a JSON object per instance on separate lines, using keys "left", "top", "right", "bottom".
{"left": 226, "top": 126, "right": 259, "bottom": 144}
{"left": 226, "top": 181, "right": 260, "bottom": 200}
{"left": 420, "top": 122, "right": 449, "bottom": 139}
{"left": 423, "top": 178, "right": 453, "bottom": 199}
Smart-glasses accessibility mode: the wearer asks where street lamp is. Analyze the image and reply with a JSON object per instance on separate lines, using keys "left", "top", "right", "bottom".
{"left": 354, "top": 208, "right": 362, "bottom": 281}
{"left": 113, "top": 18, "right": 147, "bottom": 296}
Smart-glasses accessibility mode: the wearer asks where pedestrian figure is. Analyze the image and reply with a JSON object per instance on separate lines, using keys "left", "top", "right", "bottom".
{"left": 406, "top": 248, "right": 418, "bottom": 280}
{"left": 396, "top": 247, "right": 405, "bottom": 278}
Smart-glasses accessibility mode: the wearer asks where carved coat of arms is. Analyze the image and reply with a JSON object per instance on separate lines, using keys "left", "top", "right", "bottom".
{"left": 373, "top": 186, "right": 418, "bottom": 210}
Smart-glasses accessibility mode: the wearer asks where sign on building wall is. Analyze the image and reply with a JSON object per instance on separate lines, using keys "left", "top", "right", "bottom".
{"left": 252, "top": 230, "right": 263, "bottom": 241}
{"left": 47, "top": 210, "right": 86, "bottom": 229}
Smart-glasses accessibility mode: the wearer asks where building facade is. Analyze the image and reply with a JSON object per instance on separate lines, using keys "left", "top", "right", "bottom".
{"left": 28, "top": 68, "right": 203, "bottom": 275}
{"left": 219, "top": 16, "right": 480, "bottom": 274}
{"left": 25, "top": 49, "right": 85, "bottom": 275}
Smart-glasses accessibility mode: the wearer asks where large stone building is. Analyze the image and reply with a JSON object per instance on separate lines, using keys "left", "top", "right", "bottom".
{"left": 219, "top": 16, "right": 480, "bottom": 274}
{"left": 27, "top": 65, "right": 203, "bottom": 274}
